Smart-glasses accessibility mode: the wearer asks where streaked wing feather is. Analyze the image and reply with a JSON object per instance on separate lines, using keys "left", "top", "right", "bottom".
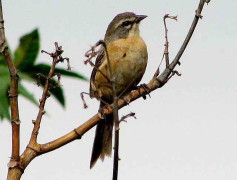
{"left": 89, "top": 48, "right": 105, "bottom": 97}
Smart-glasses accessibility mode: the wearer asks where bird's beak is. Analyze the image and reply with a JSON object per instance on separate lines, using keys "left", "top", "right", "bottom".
{"left": 135, "top": 15, "right": 148, "bottom": 23}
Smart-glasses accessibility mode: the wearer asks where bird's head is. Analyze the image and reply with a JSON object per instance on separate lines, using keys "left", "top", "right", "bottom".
{"left": 105, "top": 12, "right": 147, "bottom": 42}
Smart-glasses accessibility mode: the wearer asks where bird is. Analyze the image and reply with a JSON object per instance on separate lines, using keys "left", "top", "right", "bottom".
{"left": 89, "top": 12, "right": 148, "bottom": 168}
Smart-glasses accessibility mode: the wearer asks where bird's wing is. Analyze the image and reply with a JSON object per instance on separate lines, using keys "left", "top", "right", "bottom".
{"left": 89, "top": 48, "right": 105, "bottom": 98}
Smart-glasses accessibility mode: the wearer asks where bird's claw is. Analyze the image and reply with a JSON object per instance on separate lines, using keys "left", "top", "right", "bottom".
{"left": 138, "top": 83, "right": 151, "bottom": 100}
{"left": 98, "top": 105, "right": 110, "bottom": 119}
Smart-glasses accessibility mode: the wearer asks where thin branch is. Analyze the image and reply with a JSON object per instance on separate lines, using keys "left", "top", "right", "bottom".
{"left": 154, "top": 14, "right": 178, "bottom": 79}
{"left": 0, "top": 1, "right": 21, "bottom": 178}
{"left": 98, "top": 41, "right": 120, "bottom": 180}
{"left": 119, "top": 112, "right": 136, "bottom": 124}
{"left": 84, "top": 42, "right": 111, "bottom": 83}
{"left": 168, "top": 0, "right": 205, "bottom": 71}
{"left": 80, "top": 92, "right": 89, "bottom": 109}
{"left": 163, "top": 14, "right": 178, "bottom": 67}
{"left": 28, "top": 43, "right": 62, "bottom": 147}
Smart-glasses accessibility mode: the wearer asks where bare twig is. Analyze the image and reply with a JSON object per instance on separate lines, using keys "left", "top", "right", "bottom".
{"left": 55, "top": 73, "right": 61, "bottom": 86}
{"left": 28, "top": 43, "right": 63, "bottom": 147}
{"left": 65, "top": 58, "right": 71, "bottom": 70}
{"left": 166, "top": 70, "right": 182, "bottom": 82}
{"left": 84, "top": 42, "right": 111, "bottom": 83}
{"left": 153, "top": 14, "right": 177, "bottom": 78}
{"left": 153, "top": 53, "right": 164, "bottom": 78}
{"left": 80, "top": 92, "right": 89, "bottom": 109}
{"left": 163, "top": 14, "right": 178, "bottom": 67}
{"left": 84, "top": 43, "right": 99, "bottom": 62}
{"left": 119, "top": 112, "right": 136, "bottom": 125}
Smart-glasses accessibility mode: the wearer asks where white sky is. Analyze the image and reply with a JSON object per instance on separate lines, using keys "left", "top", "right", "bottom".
{"left": 1, "top": 0, "right": 237, "bottom": 180}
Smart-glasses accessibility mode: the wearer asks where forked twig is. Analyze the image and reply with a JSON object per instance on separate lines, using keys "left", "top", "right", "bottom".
{"left": 84, "top": 41, "right": 111, "bottom": 83}
{"left": 153, "top": 14, "right": 178, "bottom": 79}
{"left": 29, "top": 42, "right": 69, "bottom": 147}
{"left": 164, "top": 14, "right": 177, "bottom": 68}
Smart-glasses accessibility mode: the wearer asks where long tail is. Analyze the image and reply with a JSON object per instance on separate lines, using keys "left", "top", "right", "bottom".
{"left": 90, "top": 102, "right": 113, "bottom": 168}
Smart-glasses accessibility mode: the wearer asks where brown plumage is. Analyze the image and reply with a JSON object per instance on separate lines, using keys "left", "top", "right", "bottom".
{"left": 89, "top": 12, "right": 148, "bottom": 168}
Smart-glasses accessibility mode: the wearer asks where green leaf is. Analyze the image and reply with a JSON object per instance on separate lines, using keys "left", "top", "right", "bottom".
{"left": 0, "top": 65, "right": 10, "bottom": 75}
{"left": 33, "top": 63, "right": 88, "bottom": 81}
{"left": 34, "top": 75, "right": 65, "bottom": 107}
{"left": 17, "top": 63, "right": 85, "bottom": 107}
{"left": 14, "top": 29, "right": 40, "bottom": 70}
{"left": 19, "top": 84, "right": 38, "bottom": 106}
{"left": 49, "top": 79, "right": 65, "bottom": 107}
{"left": 0, "top": 54, "right": 4, "bottom": 65}
{"left": 0, "top": 75, "right": 10, "bottom": 120}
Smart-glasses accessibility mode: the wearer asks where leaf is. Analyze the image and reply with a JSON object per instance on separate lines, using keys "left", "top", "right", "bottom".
{"left": 0, "top": 54, "right": 5, "bottom": 65}
{"left": 0, "top": 65, "right": 10, "bottom": 75}
{"left": 33, "top": 63, "right": 88, "bottom": 81}
{"left": 34, "top": 75, "right": 65, "bottom": 107}
{"left": 49, "top": 79, "right": 65, "bottom": 107}
{"left": 14, "top": 29, "right": 40, "bottom": 70}
{"left": 0, "top": 75, "right": 10, "bottom": 120}
{"left": 19, "top": 84, "right": 38, "bottom": 106}
{"left": 18, "top": 63, "right": 87, "bottom": 107}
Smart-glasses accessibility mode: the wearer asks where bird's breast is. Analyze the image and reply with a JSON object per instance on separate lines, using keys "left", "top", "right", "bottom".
{"left": 93, "top": 36, "right": 148, "bottom": 100}
{"left": 107, "top": 36, "right": 148, "bottom": 85}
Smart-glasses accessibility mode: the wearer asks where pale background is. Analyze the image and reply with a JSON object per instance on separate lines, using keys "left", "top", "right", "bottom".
{"left": 1, "top": 0, "right": 237, "bottom": 179}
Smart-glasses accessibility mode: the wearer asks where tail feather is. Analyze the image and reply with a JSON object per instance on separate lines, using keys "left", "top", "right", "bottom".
{"left": 90, "top": 104, "right": 113, "bottom": 168}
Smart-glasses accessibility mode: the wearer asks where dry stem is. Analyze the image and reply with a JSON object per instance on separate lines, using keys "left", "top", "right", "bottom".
{"left": 29, "top": 43, "right": 62, "bottom": 146}
{"left": 0, "top": 0, "right": 21, "bottom": 177}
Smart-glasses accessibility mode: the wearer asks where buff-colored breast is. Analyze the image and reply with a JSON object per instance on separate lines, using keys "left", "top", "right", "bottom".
{"left": 92, "top": 36, "right": 148, "bottom": 101}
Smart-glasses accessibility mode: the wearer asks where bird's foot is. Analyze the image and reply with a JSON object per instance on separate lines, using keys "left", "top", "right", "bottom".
{"left": 137, "top": 83, "right": 151, "bottom": 100}
{"left": 98, "top": 103, "right": 110, "bottom": 119}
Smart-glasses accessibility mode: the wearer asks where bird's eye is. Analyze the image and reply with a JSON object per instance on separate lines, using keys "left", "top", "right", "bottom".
{"left": 122, "top": 21, "right": 132, "bottom": 26}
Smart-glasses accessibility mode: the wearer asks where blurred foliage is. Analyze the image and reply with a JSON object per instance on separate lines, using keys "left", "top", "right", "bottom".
{"left": 0, "top": 29, "right": 87, "bottom": 121}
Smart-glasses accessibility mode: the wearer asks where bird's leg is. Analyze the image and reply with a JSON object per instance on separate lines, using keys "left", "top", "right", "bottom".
{"left": 98, "top": 101, "right": 110, "bottom": 120}
{"left": 137, "top": 83, "right": 151, "bottom": 100}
